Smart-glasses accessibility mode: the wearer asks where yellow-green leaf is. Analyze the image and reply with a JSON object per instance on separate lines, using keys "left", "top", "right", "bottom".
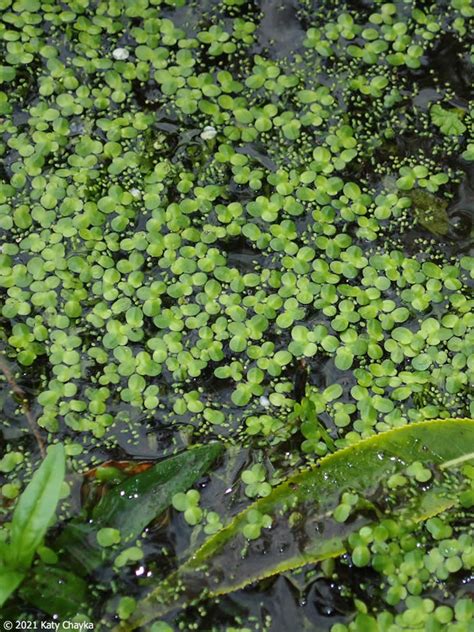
{"left": 0, "top": 569, "right": 26, "bottom": 608}
{"left": 8, "top": 444, "right": 65, "bottom": 571}
{"left": 120, "top": 418, "right": 474, "bottom": 631}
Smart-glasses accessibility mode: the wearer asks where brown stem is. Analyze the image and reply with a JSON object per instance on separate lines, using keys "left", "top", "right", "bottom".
{"left": 0, "top": 355, "right": 46, "bottom": 458}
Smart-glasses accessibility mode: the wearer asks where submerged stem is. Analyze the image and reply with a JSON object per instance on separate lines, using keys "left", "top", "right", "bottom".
{"left": 0, "top": 354, "right": 46, "bottom": 458}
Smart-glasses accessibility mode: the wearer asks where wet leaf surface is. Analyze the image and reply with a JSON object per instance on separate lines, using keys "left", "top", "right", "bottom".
{"left": 122, "top": 419, "right": 474, "bottom": 630}
{"left": 18, "top": 566, "right": 88, "bottom": 618}
{"left": 57, "top": 443, "right": 223, "bottom": 576}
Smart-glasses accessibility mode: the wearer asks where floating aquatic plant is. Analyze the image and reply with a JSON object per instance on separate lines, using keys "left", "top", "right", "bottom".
{"left": 0, "top": 0, "right": 473, "bottom": 629}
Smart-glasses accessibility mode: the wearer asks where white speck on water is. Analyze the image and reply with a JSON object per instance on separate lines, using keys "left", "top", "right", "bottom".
{"left": 135, "top": 566, "right": 145, "bottom": 577}
{"left": 224, "top": 487, "right": 233, "bottom": 494}
{"left": 260, "top": 396, "right": 270, "bottom": 408}
{"left": 112, "top": 47, "right": 129, "bottom": 61}
{"left": 130, "top": 188, "right": 141, "bottom": 198}
{"left": 200, "top": 125, "right": 217, "bottom": 140}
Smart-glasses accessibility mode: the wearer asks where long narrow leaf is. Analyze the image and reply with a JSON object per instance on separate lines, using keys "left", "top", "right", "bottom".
{"left": 121, "top": 418, "right": 474, "bottom": 631}
{"left": 0, "top": 569, "right": 26, "bottom": 607}
{"left": 8, "top": 443, "right": 65, "bottom": 570}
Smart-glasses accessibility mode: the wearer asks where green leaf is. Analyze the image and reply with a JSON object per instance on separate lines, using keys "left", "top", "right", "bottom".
{"left": 462, "top": 143, "right": 474, "bottom": 161}
{"left": 0, "top": 569, "right": 26, "bottom": 608}
{"left": 121, "top": 419, "right": 474, "bottom": 630}
{"left": 18, "top": 566, "right": 88, "bottom": 617}
{"left": 335, "top": 347, "right": 354, "bottom": 370}
{"left": 58, "top": 444, "right": 223, "bottom": 575}
{"left": 92, "top": 444, "right": 222, "bottom": 539}
{"left": 8, "top": 444, "right": 65, "bottom": 570}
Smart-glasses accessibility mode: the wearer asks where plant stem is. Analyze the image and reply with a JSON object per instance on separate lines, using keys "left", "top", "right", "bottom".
{"left": 0, "top": 355, "right": 46, "bottom": 458}
{"left": 440, "top": 451, "right": 474, "bottom": 470}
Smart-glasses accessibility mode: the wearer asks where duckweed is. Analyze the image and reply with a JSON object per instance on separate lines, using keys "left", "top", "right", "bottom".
{"left": 240, "top": 463, "right": 272, "bottom": 498}
{"left": 242, "top": 509, "right": 272, "bottom": 540}
{"left": 97, "top": 528, "right": 122, "bottom": 548}
{"left": 171, "top": 489, "right": 204, "bottom": 525}
{"left": 0, "top": 0, "right": 473, "bottom": 629}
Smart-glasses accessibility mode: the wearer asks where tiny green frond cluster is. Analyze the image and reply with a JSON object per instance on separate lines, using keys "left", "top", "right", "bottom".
{"left": 0, "top": 0, "right": 473, "bottom": 629}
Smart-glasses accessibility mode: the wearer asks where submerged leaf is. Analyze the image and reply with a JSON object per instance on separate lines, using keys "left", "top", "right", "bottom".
{"left": 58, "top": 443, "right": 223, "bottom": 575}
{"left": 121, "top": 419, "right": 474, "bottom": 630}
{"left": 18, "top": 566, "right": 88, "bottom": 617}
{"left": 409, "top": 189, "right": 449, "bottom": 236}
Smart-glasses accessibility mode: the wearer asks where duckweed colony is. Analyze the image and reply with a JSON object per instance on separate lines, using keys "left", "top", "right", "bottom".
{"left": 0, "top": 0, "right": 473, "bottom": 630}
